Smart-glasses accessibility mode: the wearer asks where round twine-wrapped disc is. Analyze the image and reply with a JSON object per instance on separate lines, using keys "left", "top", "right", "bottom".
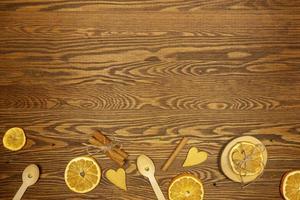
{"left": 220, "top": 136, "right": 268, "bottom": 187}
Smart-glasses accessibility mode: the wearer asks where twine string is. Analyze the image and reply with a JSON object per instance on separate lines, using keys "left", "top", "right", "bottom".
{"left": 82, "top": 135, "right": 122, "bottom": 156}
{"left": 230, "top": 142, "right": 266, "bottom": 188}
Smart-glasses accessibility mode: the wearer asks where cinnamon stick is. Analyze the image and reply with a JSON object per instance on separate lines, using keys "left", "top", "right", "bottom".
{"left": 107, "top": 150, "right": 125, "bottom": 166}
{"left": 114, "top": 148, "right": 128, "bottom": 158}
{"left": 93, "top": 131, "right": 111, "bottom": 144}
{"left": 94, "top": 131, "right": 128, "bottom": 158}
{"left": 89, "top": 137, "right": 125, "bottom": 166}
{"left": 162, "top": 137, "right": 189, "bottom": 171}
{"left": 90, "top": 131, "right": 128, "bottom": 166}
{"left": 88, "top": 137, "right": 102, "bottom": 147}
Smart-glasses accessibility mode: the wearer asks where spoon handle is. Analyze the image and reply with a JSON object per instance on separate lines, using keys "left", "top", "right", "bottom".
{"left": 13, "top": 183, "right": 27, "bottom": 200}
{"left": 148, "top": 175, "right": 166, "bottom": 200}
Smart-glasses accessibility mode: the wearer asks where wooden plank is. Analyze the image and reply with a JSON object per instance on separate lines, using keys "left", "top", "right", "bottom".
{"left": 1, "top": 11, "right": 300, "bottom": 31}
{"left": 0, "top": 0, "right": 299, "bottom": 12}
{"left": 0, "top": 77, "right": 300, "bottom": 111}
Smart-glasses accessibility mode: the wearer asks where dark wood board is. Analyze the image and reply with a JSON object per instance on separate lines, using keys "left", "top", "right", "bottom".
{"left": 0, "top": 1, "right": 300, "bottom": 199}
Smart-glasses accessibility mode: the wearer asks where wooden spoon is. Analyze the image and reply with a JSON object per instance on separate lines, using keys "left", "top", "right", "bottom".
{"left": 137, "top": 155, "right": 166, "bottom": 200}
{"left": 13, "top": 164, "right": 40, "bottom": 200}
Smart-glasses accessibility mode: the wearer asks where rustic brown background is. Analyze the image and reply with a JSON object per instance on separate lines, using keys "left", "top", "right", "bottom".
{"left": 1, "top": 1, "right": 300, "bottom": 199}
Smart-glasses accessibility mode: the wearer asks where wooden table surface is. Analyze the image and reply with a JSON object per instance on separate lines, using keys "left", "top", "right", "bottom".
{"left": 1, "top": 1, "right": 300, "bottom": 200}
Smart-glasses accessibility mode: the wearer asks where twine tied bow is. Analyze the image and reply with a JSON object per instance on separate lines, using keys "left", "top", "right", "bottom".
{"left": 230, "top": 142, "right": 266, "bottom": 188}
{"left": 82, "top": 140, "right": 122, "bottom": 156}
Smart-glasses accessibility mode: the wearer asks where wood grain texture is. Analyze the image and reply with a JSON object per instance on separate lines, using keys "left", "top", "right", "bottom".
{"left": 0, "top": 0, "right": 300, "bottom": 11}
{"left": 0, "top": 2, "right": 300, "bottom": 200}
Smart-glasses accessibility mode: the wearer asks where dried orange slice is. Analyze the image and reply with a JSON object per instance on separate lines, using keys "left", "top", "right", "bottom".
{"left": 280, "top": 170, "right": 300, "bottom": 200}
{"left": 64, "top": 156, "right": 101, "bottom": 193}
{"left": 2, "top": 127, "right": 26, "bottom": 151}
{"left": 229, "top": 141, "right": 264, "bottom": 176}
{"left": 168, "top": 174, "right": 204, "bottom": 200}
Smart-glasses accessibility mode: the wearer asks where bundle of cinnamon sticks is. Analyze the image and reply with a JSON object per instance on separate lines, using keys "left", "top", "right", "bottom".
{"left": 89, "top": 130, "right": 128, "bottom": 166}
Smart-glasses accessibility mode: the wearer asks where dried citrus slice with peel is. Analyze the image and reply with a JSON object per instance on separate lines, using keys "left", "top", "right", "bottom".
{"left": 2, "top": 127, "right": 26, "bottom": 151}
{"left": 168, "top": 173, "right": 204, "bottom": 200}
{"left": 281, "top": 170, "right": 300, "bottom": 200}
{"left": 65, "top": 156, "right": 101, "bottom": 193}
{"left": 229, "top": 141, "right": 264, "bottom": 176}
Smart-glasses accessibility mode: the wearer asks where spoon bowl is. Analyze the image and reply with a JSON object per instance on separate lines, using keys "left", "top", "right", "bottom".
{"left": 22, "top": 164, "right": 40, "bottom": 186}
{"left": 137, "top": 155, "right": 155, "bottom": 177}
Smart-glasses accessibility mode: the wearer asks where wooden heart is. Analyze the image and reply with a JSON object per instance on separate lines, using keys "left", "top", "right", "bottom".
{"left": 183, "top": 147, "right": 208, "bottom": 167}
{"left": 106, "top": 168, "right": 127, "bottom": 191}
